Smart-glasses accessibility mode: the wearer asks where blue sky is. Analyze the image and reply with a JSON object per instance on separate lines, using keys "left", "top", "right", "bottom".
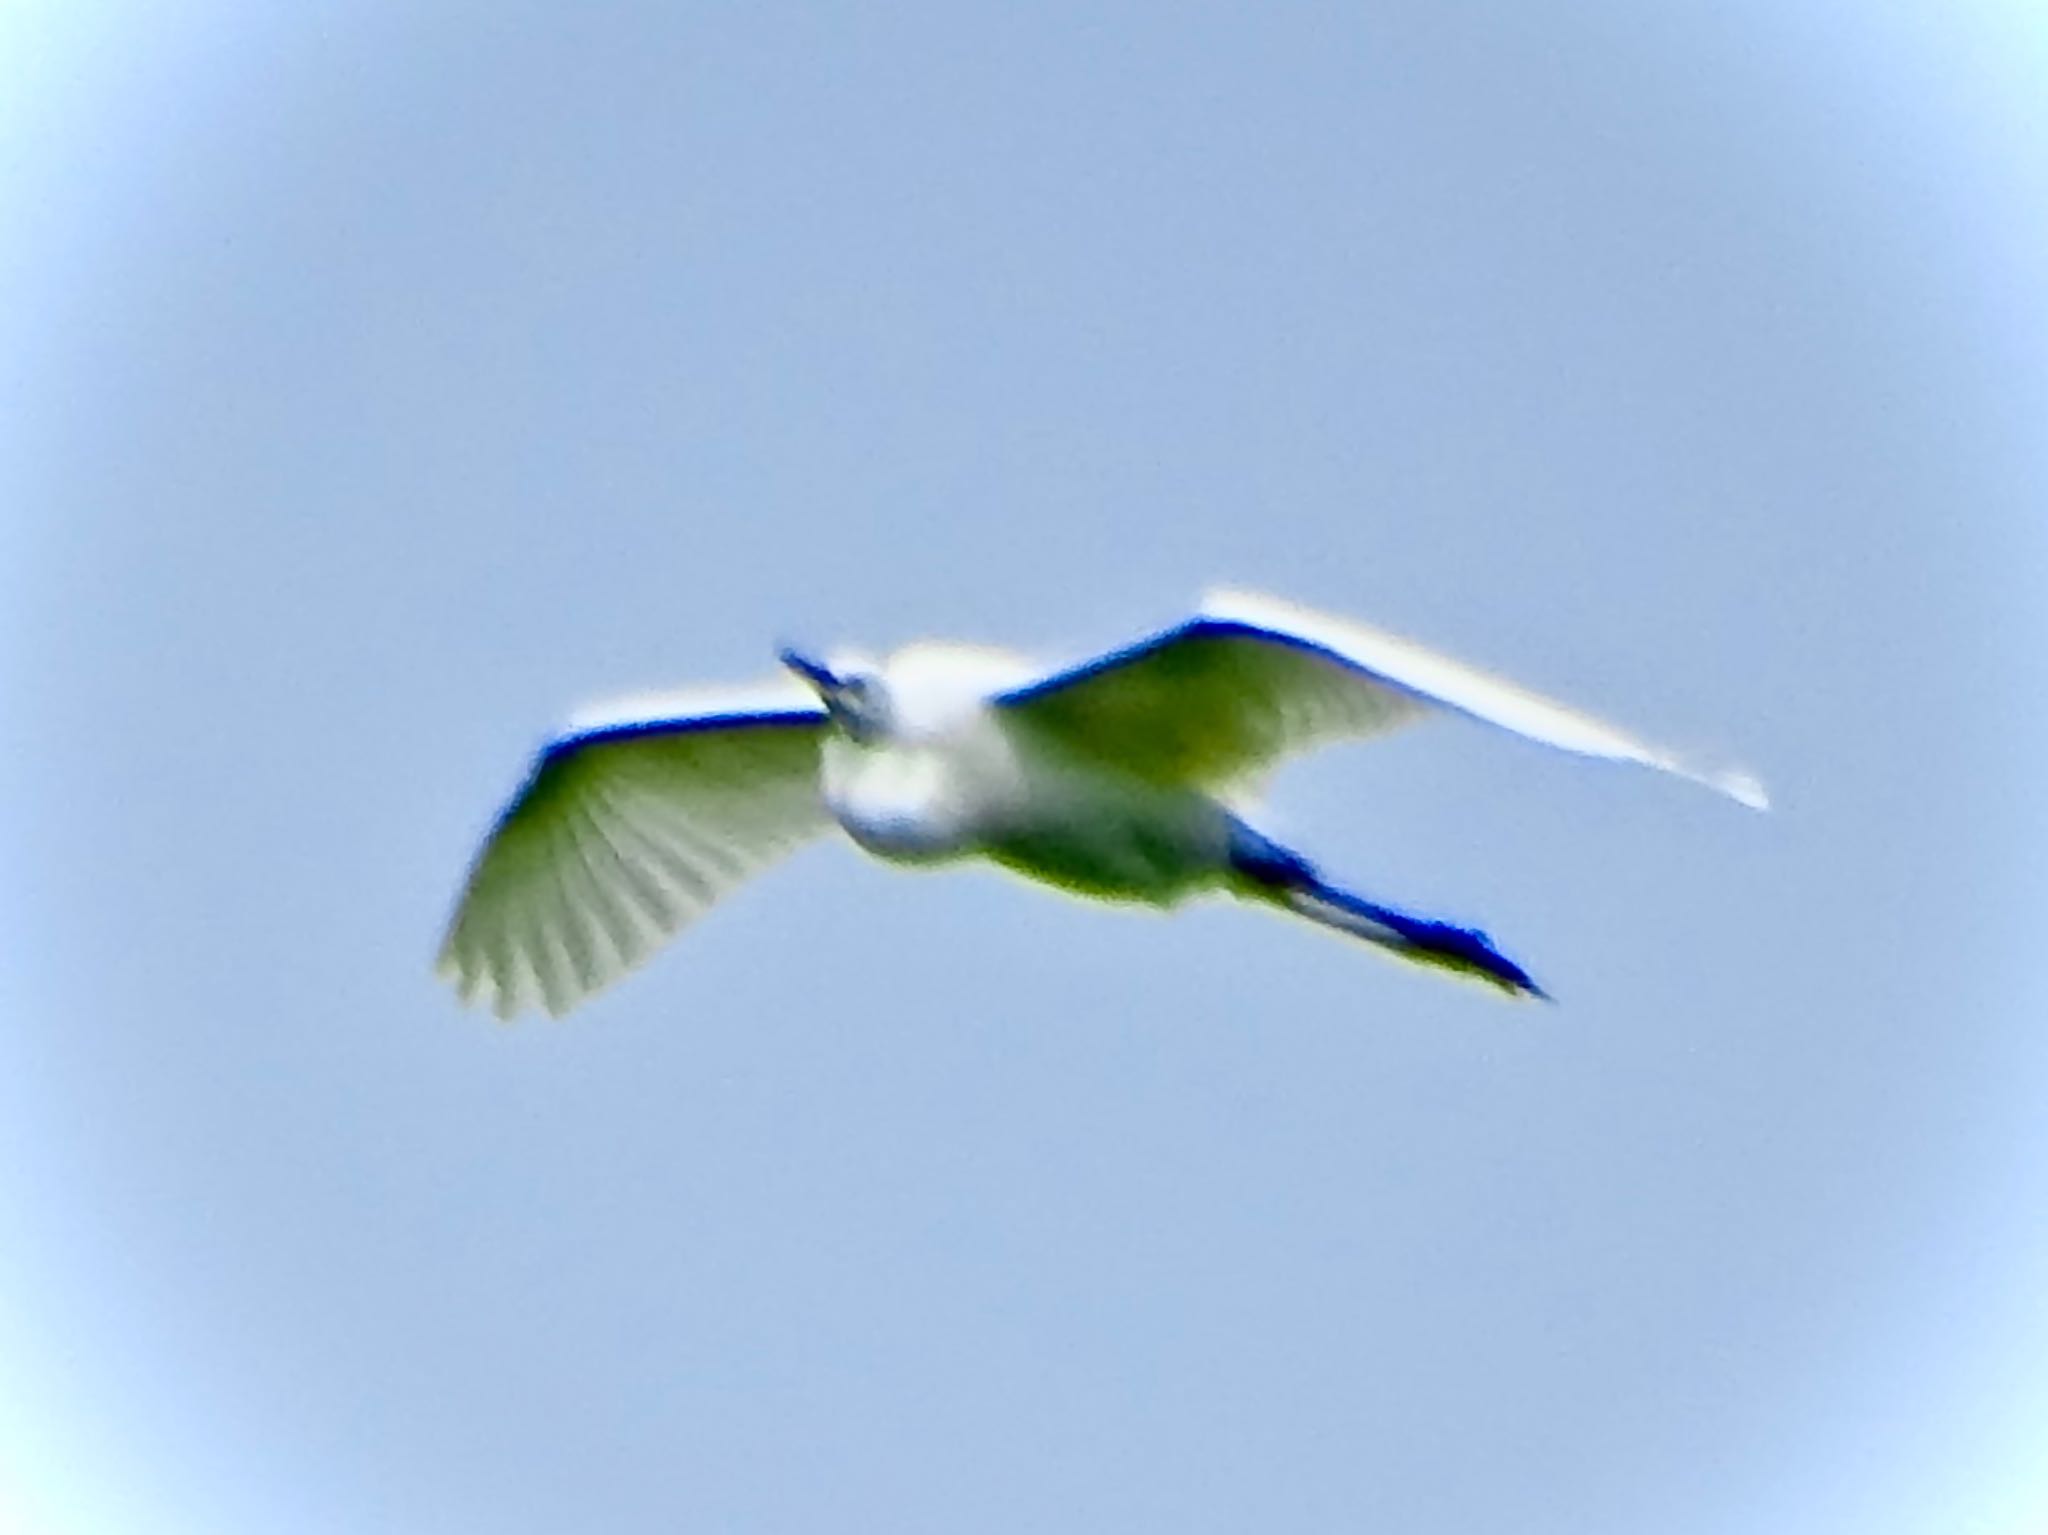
{"left": 4, "top": 4, "right": 2048, "bottom": 1532}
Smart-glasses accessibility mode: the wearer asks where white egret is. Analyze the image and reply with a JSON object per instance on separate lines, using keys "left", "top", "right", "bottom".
{"left": 437, "top": 590, "right": 1766, "bottom": 1017}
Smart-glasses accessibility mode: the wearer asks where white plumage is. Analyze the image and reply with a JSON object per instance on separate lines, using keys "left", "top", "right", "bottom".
{"left": 437, "top": 590, "right": 1765, "bottom": 1018}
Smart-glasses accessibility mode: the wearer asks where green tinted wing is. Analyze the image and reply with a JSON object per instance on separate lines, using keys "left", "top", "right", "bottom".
{"left": 438, "top": 695, "right": 827, "bottom": 1019}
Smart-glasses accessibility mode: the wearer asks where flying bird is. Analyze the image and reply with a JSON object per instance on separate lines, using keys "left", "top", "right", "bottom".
{"left": 437, "top": 590, "right": 1766, "bottom": 1018}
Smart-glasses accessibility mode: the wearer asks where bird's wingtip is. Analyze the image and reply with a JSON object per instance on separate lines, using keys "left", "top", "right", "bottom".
{"left": 1651, "top": 748, "right": 1770, "bottom": 811}
{"left": 1719, "top": 768, "right": 1771, "bottom": 812}
{"left": 1692, "top": 763, "right": 1770, "bottom": 811}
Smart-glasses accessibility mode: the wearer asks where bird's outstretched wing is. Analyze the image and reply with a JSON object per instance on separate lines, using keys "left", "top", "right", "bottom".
{"left": 996, "top": 589, "right": 1768, "bottom": 806}
{"left": 437, "top": 683, "right": 829, "bottom": 1019}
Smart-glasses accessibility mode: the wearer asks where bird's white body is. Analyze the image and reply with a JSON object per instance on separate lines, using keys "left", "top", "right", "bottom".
{"left": 438, "top": 590, "right": 1765, "bottom": 1018}
{"left": 814, "top": 644, "right": 1034, "bottom": 863}
{"left": 818, "top": 643, "right": 1237, "bottom": 900}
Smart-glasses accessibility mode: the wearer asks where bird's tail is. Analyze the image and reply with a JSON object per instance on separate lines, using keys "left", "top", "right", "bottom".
{"left": 1228, "top": 825, "right": 1548, "bottom": 1000}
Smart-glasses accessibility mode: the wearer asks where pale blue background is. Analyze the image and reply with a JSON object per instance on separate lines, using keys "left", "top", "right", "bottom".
{"left": 4, "top": 4, "right": 2047, "bottom": 1532}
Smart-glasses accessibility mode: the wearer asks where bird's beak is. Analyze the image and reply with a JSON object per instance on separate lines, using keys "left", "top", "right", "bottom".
{"left": 778, "top": 646, "right": 840, "bottom": 699}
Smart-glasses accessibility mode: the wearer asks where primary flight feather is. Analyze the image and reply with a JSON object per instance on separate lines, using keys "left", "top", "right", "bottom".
{"left": 437, "top": 590, "right": 1765, "bottom": 1018}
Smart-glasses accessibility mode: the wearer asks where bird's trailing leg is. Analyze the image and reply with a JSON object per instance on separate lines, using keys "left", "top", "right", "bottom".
{"left": 1227, "top": 823, "right": 1549, "bottom": 1000}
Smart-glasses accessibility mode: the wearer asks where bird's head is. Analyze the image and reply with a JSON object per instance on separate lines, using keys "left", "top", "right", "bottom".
{"left": 780, "top": 646, "right": 893, "bottom": 743}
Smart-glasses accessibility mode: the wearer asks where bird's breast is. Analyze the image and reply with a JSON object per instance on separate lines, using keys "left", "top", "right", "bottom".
{"left": 819, "top": 731, "right": 1020, "bottom": 864}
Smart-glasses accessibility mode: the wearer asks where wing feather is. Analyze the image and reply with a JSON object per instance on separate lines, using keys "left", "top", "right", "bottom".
{"left": 996, "top": 589, "right": 1767, "bottom": 806}
{"left": 438, "top": 690, "right": 828, "bottom": 1019}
